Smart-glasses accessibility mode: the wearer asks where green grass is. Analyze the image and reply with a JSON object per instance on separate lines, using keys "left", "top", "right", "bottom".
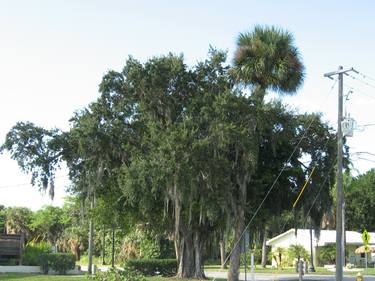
{"left": 0, "top": 274, "right": 225, "bottom": 281}
{"left": 204, "top": 264, "right": 375, "bottom": 275}
{"left": 146, "top": 276, "right": 227, "bottom": 281}
{"left": 204, "top": 264, "right": 330, "bottom": 274}
{"left": 0, "top": 273, "right": 83, "bottom": 280}
{"left": 76, "top": 255, "right": 103, "bottom": 266}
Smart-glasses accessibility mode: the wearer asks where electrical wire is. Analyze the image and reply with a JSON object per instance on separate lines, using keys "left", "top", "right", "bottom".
{"left": 356, "top": 71, "right": 375, "bottom": 84}
{"left": 347, "top": 73, "right": 375, "bottom": 90}
{"left": 343, "top": 83, "right": 375, "bottom": 100}
{"left": 353, "top": 157, "right": 375, "bottom": 163}
{"left": 351, "top": 151, "right": 375, "bottom": 157}
{"left": 0, "top": 174, "right": 69, "bottom": 189}
{"left": 218, "top": 79, "right": 338, "bottom": 275}
{"left": 302, "top": 163, "right": 335, "bottom": 228}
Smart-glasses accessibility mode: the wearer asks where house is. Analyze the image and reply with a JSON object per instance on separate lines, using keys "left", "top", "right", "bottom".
{"left": 266, "top": 228, "right": 375, "bottom": 267}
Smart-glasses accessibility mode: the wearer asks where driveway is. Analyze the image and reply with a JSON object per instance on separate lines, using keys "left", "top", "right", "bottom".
{"left": 205, "top": 271, "right": 375, "bottom": 280}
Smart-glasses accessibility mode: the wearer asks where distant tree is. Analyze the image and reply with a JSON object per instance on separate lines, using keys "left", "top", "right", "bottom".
{"left": 5, "top": 207, "right": 32, "bottom": 236}
{"left": 0, "top": 122, "right": 62, "bottom": 198}
{"left": 345, "top": 169, "right": 375, "bottom": 231}
{"left": 29, "top": 206, "right": 67, "bottom": 244}
{"left": 0, "top": 205, "right": 5, "bottom": 234}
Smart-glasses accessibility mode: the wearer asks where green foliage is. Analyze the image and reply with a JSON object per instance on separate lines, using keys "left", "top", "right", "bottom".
{"left": 286, "top": 245, "right": 309, "bottom": 265}
{"left": 317, "top": 245, "right": 336, "bottom": 265}
{"left": 30, "top": 206, "right": 68, "bottom": 244}
{"left": 37, "top": 253, "right": 75, "bottom": 275}
{"left": 23, "top": 242, "right": 75, "bottom": 274}
{"left": 269, "top": 247, "right": 287, "bottom": 269}
{"left": 232, "top": 25, "right": 304, "bottom": 94}
{"left": 0, "top": 206, "right": 5, "bottom": 233}
{"left": 118, "top": 227, "right": 162, "bottom": 261}
{"left": 0, "top": 122, "right": 62, "bottom": 198}
{"left": 22, "top": 241, "right": 52, "bottom": 266}
{"left": 1, "top": 27, "right": 336, "bottom": 280}
{"left": 38, "top": 254, "right": 50, "bottom": 274}
{"left": 89, "top": 268, "right": 146, "bottom": 281}
{"left": 239, "top": 249, "right": 265, "bottom": 266}
{"left": 125, "top": 259, "right": 177, "bottom": 277}
{"left": 346, "top": 170, "right": 375, "bottom": 231}
{"left": 4, "top": 207, "right": 33, "bottom": 235}
{"left": 47, "top": 253, "right": 76, "bottom": 275}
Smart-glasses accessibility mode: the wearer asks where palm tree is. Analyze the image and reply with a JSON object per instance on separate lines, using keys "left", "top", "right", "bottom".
{"left": 232, "top": 25, "right": 304, "bottom": 102}
{"left": 227, "top": 25, "right": 305, "bottom": 281}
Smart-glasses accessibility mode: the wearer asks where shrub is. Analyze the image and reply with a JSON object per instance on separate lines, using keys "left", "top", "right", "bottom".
{"left": 89, "top": 268, "right": 146, "bottom": 281}
{"left": 268, "top": 247, "right": 287, "bottom": 269}
{"left": 125, "top": 259, "right": 177, "bottom": 276}
{"left": 240, "top": 248, "right": 263, "bottom": 266}
{"left": 48, "top": 253, "right": 76, "bottom": 274}
{"left": 317, "top": 245, "right": 336, "bottom": 265}
{"left": 22, "top": 241, "right": 52, "bottom": 266}
{"left": 37, "top": 253, "right": 75, "bottom": 274}
{"left": 286, "top": 245, "right": 309, "bottom": 266}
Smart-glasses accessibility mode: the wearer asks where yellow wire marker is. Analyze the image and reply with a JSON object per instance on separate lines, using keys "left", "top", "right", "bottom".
{"left": 292, "top": 166, "right": 316, "bottom": 208}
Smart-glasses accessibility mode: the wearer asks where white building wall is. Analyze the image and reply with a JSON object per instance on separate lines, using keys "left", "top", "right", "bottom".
{"left": 269, "top": 229, "right": 318, "bottom": 267}
{"left": 268, "top": 229, "right": 375, "bottom": 267}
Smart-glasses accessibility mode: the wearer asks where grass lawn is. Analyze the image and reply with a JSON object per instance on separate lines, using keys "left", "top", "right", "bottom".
{"left": 0, "top": 273, "right": 83, "bottom": 280}
{"left": 146, "top": 277, "right": 227, "bottom": 281}
{"left": 205, "top": 264, "right": 375, "bottom": 275}
{"left": 0, "top": 274, "right": 227, "bottom": 281}
{"left": 0, "top": 274, "right": 225, "bottom": 281}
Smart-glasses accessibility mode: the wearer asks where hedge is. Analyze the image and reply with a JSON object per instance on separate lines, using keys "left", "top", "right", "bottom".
{"left": 39, "top": 253, "right": 76, "bottom": 274}
{"left": 125, "top": 259, "right": 177, "bottom": 276}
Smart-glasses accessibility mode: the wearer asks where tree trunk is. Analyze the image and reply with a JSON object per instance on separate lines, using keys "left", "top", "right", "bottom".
{"left": 220, "top": 231, "right": 227, "bottom": 269}
{"left": 193, "top": 233, "right": 205, "bottom": 279}
{"left": 172, "top": 180, "right": 206, "bottom": 279}
{"left": 102, "top": 228, "right": 106, "bottom": 265}
{"left": 111, "top": 226, "right": 115, "bottom": 268}
{"left": 176, "top": 233, "right": 194, "bottom": 278}
{"left": 88, "top": 196, "right": 94, "bottom": 275}
{"left": 176, "top": 228, "right": 205, "bottom": 279}
{"left": 261, "top": 227, "right": 268, "bottom": 268}
{"left": 228, "top": 175, "right": 248, "bottom": 281}
{"left": 70, "top": 241, "right": 80, "bottom": 261}
{"left": 174, "top": 239, "right": 180, "bottom": 265}
{"left": 228, "top": 213, "right": 245, "bottom": 281}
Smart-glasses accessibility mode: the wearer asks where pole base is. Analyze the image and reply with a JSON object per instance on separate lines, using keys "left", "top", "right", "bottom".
{"left": 309, "top": 266, "right": 315, "bottom": 272}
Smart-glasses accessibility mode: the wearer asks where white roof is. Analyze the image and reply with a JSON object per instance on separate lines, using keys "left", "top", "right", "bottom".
{"left": 267, "top": 228, "right": 375, "bottom": 247}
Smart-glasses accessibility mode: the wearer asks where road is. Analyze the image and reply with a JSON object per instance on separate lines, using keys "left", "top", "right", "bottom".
{"left": 205, "top": 271, "right": 375, "bottom": 280}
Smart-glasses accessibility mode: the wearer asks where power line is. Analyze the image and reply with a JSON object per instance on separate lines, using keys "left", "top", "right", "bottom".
{"left": 356, "top": 157, "right": 375, "bottom": 163}
{"left": 302, "top": 163, "right": 335, "bottom": 228}
{"left": 351, "top": 151, "right": 375, "bottom": 157}
{"left": 343, "top": 83, "right": 375, "bottom": 100}
{"left": 347, "top": 73, "right": 375, "bottom": 89}
{"left": 357, "top": 70, "right": 375, "bottom": 84}
{"left": 0, "top": 174, "right": 69, "bottom": 189}
{"left": 218, "top": 79, "right": 338, "bottom": 273}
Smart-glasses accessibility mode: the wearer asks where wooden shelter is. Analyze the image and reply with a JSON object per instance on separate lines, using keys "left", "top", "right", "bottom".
{"left": 0, "top": 234, "right": 25, "bottom": 264}
{"left": 355, "top": 245, "right": 375, "bottom": 254}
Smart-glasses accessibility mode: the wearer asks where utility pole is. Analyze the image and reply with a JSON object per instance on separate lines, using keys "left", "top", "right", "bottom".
{"left": 309, "top": 222, "right": 315, "bottom": 272}
{"left": 324, "top": 66, "right": 356, "bottom": 281}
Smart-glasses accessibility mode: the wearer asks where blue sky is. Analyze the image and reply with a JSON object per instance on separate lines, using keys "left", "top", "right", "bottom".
{"left": 1, "top": 0, "right": 375, "bottom": 210}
